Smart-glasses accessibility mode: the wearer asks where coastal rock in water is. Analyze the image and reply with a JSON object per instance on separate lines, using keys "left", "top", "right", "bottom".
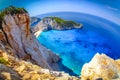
{"left": 81, "top": 53, "right": 120, "bottom": 80}
{"left": 31, "top": 17, "right": 83, "bottom": 37}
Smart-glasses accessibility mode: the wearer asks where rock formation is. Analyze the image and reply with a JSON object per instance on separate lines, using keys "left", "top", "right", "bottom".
{"left": 81, "top": 53, "right": 120, "bottom": 80}
{"left": 0, "top": 6, "right": 59, "bottom": 70}
{"left": 31, "top": 17, "right": 83, "bottom": 37}
{"left": 0, "top": 40, "right": 79, "bottom": 80}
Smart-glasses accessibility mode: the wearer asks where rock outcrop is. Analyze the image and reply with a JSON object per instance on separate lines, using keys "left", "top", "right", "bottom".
{"left": 0, "top": 6, "right": 59, "bottom": 70}
{"left": 81, "top": 53, "right": 120, "bottom": 80}
{"left": 0, "top": 40, "right": 79, "bottom": 80}
{"left": 31, "top": 17, "right": 83, "bottom": 37}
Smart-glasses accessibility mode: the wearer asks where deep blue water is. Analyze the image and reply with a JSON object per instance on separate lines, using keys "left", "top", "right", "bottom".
{"left": 36, "top": 12, "right": 120, "bottom": 75}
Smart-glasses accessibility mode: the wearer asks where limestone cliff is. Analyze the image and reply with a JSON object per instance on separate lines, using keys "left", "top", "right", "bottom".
{"left": 31, "top": 17, "right": 83, "bottom": 37}
{"left": 0, "top": 6, "right": 59, "bottom": 70}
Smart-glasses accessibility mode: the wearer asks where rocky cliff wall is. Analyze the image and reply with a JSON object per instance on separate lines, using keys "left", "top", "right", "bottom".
{"left": 1, "top": 13, "right": 59, "bottom": 70}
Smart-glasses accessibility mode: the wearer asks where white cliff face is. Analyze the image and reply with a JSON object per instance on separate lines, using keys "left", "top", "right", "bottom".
{"left": 81, "top": 53, "right": 120, "bottom": 80}
{"left": 1, "top": 14, "right": 59, "bottom": 70}
{"left": 31, "top": 18, "right": 57, "bottom": 37}
{"left": 31, "top": 17, "right": 83, "bottom": 37}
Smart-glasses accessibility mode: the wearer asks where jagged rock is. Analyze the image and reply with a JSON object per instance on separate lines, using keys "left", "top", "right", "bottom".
{"left": 0, "top": 64, "right": 21, "bottom": 80}
{"left": 0, "top": 48, "right": 78, "bottom": 80}
{"left": 0, "top": 30, "right": 7, "bottom": 43}
{"left": 81, "top": 53, "right": 120, "bottom": 80}
{"left": 48, "top": 49, "right": 60, "bottom": 63}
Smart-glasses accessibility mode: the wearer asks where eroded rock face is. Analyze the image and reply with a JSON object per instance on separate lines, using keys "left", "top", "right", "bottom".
{"left": 0, "top": 64, "right": 21, "bottom": 80}
{"left": 0, "top": 30, "right": 6, "bottom": 43}
{"left": 0, "top": 42, "right": 79, "bottom": 80}
{"left": 1, "top": 14, "right": 59, "bottom": 70}
{"left": 81, "top": 53, "right": 120, "bottom": 80}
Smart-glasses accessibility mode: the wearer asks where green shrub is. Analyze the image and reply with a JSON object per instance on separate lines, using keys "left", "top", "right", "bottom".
{"left": 0, "top": 57, "right": 9, "bottom": 65}
{"left": 45, "top": 17, "right": 65, "bottom": 25}
{"left": 0, "top": 6, "right": 28, "bottom": 29}
{"left": 1, "top": 6, "right": 28, "bottom": 15}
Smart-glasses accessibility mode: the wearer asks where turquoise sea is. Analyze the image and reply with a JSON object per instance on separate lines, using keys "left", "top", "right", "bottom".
{"left": 36, "top": 12, "right": 120, "bottom": 75}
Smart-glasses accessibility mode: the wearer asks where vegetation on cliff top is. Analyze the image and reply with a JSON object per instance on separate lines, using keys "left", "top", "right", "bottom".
{"left": 44, "top": 17, "right": 81, "bottom": 27}
{"left": 0, "top": 57, "right": 9, "bottom": 65}
{"left": 0, "top": 6, "right": 27, "bottom": 29}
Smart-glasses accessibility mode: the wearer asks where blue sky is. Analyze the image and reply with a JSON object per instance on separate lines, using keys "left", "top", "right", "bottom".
{"left": 0, "top": 0, "right": 120, "bottom": 25}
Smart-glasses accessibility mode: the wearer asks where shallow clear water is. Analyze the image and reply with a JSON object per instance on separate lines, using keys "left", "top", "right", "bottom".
{"left": 37, "top": 12, "right": 120, "bottom": 75}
